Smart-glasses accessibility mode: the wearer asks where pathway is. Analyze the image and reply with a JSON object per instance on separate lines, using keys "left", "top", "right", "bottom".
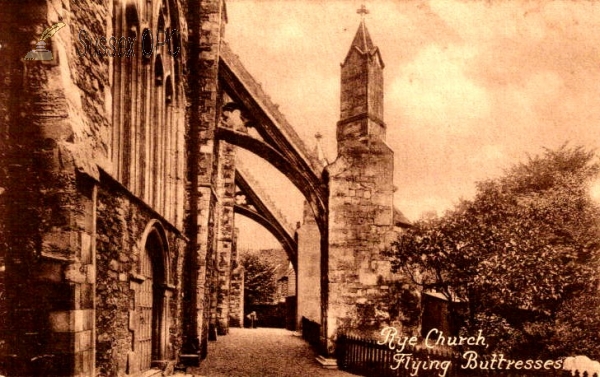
{"left": 186, "top": 327, "right": 358, "bottom": 377}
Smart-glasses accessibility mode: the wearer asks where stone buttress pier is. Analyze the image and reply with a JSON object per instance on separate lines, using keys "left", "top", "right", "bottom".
{"left": 323, "top": 16, "right": 398, "bottom": 356}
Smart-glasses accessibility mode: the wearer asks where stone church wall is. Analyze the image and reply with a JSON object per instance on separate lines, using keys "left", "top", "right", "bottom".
{"left": 0, "top": 0, "right": 413, "bottom": 372}
{"left": 323, "top": 18, "right": 406, "bottom": 356}
{"left": 228, "top": 267, "right": 244, "bottom": 328}
{"left": 326, "top": 140, "right": 398, "bottom": 334}
{"left": 0, "top": 0, "right": 194, "bottom": 374}
{"left": 0, "top": 0, "right": 112, "bottom": 373}
{"left": 95, "top": 184, "right": 185, "bottom": 375}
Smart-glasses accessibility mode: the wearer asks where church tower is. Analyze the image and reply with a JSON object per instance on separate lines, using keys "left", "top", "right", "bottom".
{"left": 322, "top": 6, "right": 397, "bottom": 358}
{"left": 337, "top": 5, "right": 386, "bottom": 145}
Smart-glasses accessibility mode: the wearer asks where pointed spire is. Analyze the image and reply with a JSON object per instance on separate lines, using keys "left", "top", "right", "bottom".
{"left": 338, "top": 5, "right": 386, "bottom": 143}
{"left": 352, "top": 5, "right": 373, "bottom": 52}
{"left": 350, "top": 18, "right": 375, "bottom": 54}
{"left": 342, "top": 6, "right": 383, "bottom": 68}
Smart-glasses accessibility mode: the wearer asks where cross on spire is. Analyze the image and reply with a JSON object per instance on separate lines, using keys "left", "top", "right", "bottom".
{"left": 357, "top": 4, "right": 369, "bottom": 18}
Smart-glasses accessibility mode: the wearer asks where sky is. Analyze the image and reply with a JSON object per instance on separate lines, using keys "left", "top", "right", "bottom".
{"left": 224, "top": 0, "right": 600, "bottom": 250}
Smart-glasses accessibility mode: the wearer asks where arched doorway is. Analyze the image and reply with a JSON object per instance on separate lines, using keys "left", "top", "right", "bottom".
{"left": 132, "top": 222, "right": 170, "bottom": 373}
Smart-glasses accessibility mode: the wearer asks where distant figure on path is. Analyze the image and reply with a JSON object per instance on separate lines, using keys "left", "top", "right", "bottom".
{"left": 247, "top": 311, "right": 258, "bottom": 328}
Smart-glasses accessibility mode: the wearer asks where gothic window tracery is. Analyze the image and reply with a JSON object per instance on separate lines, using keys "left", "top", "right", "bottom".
{"left": 112, "top": 5, "right": 140, "bottom": 189}
{"left": 111, "top": 0, "right": 182, "bottom": 224}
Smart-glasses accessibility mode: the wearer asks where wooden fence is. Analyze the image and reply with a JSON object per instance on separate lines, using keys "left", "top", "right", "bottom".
{"left": 336, "top": 334, "right": 596, "bottom": 377}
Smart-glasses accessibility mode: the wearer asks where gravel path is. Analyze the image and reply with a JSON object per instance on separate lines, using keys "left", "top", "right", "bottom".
{"left": 188, "top": 327, "right": 358, "bottom": 377}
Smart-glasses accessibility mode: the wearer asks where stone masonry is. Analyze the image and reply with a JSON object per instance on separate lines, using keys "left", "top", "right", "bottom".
{"left": 182, "top": 0, "right": 226, "bottom": 362}
{"left": 323, "top": 18, "right": 398, "bottom": 355}
{"left": 213, "top": 139, "right": 237, "bottom": 335}
{"left": 296, "top": 202, "right": 322, "bottom": 328}
{"left": 0, "top": 0, "right": 207, "bottom": 375}
{"left": 0, "top": 1, "right": 408, "bottom": 375}
{"left": 1, "top": 0, "right": 105, "bottom": 374}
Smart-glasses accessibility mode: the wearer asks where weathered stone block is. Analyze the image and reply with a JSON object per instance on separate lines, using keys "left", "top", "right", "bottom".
{"left": 374, "top": 208, "right": 392, "bottom": 226}
{"left": 75, "top": 330, "right": 93, "bottom": 352}
{"left": 65, "top": 263, "right": 87, "bottom": 284}
{"left": 359, "top": 272, "right": 378, "bottom": 286}
{"left": 81, "top": 349, "right": 94, "bottom": 375}
{"left": 80, "top": 283, "right": 93, "bottom": 310}
{"left": 108, "top": 259, "right": 119, "bottom": 271}
{"left": 86, "top": 265, "right": 95, "bottom": 283}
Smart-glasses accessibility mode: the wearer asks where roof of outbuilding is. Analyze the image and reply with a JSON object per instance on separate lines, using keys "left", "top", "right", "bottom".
{"left": 394, "top": 207, "right": 412, "bottom": 228}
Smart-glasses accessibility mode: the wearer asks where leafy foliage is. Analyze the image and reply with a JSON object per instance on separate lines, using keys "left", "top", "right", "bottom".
{"left": 386, "top": 145, "right": 600, "bottom": 358}
{"left": 241, "top": 253, "right": 278, "bottom": 307}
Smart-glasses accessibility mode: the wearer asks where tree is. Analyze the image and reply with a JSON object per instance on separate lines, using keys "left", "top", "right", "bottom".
{"left": 241, "top": 253, "right": 278, "bottom": 307}
{"left": 387, "top": 145, "right": 600, "bottom": 358}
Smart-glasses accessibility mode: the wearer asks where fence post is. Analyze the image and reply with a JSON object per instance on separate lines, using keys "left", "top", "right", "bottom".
{"left": 337, "top": 333, "right": 345, "bottom": 369}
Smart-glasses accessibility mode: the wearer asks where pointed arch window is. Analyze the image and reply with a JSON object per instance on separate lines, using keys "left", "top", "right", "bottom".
{"left": 112, "top": 5, "right": 140, "bottom": 188}
{"left": 111, "top": 0, "right": 183, "bottom": 225}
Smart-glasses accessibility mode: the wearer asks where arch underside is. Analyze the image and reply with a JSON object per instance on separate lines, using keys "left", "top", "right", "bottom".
{"left": 234, "top": 168, "right": 297, "bottom": 268}
{"left": 218, "top": 42, "right": 328, "bottom": 236}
